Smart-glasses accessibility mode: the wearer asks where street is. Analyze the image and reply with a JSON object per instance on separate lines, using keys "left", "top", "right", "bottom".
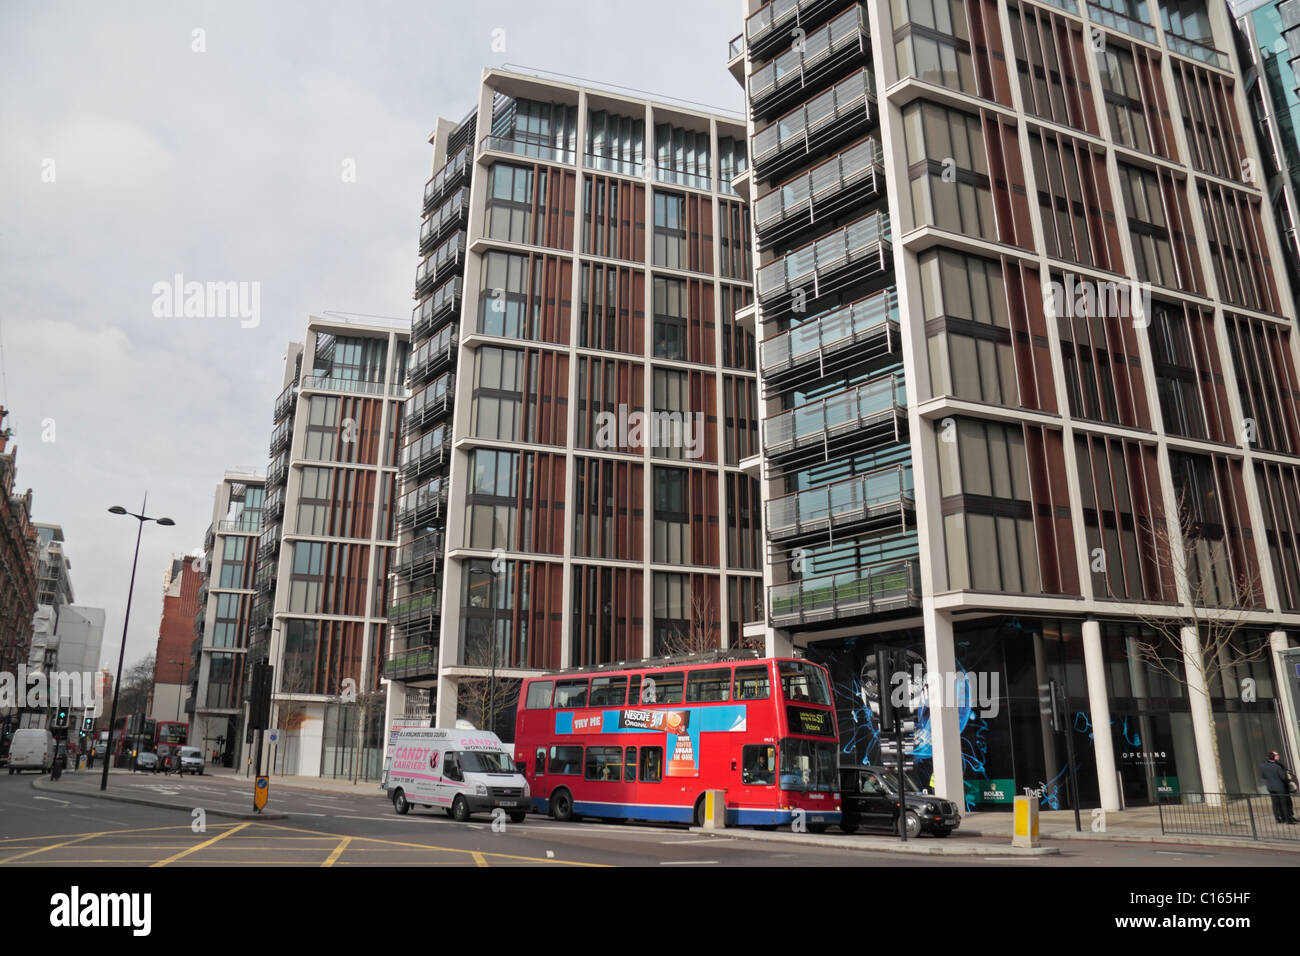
{"left": 1, "top": 769, "right": 1295, "bottom": 867}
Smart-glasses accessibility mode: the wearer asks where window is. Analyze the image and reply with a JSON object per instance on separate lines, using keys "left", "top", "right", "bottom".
{"left": 218, "top": 536, "right": 247, "bottom": 588}
{"left": 653, "top": 192, "right": 686, "bottom": 269}
{"left": 623, "top": 746, "right": 637, "bottom": 782}
{"left": 639, "top": 746, "right": 664, "bottom": 783}
{"left": 778, "top": 661, "right": 831, "bottom": 705}
{"left": 1028, "top": 127, "right": 1122, "bottom": 270}
{"left": 1116, "top": 163, "right": 1201, "bottom": 292}
{"left": 733, "top": 666, "right": 771, "bottom": 701}
{"left": 525, "top": 681, "right": 552, "bottom": 709}
{"left": 641, "top": 671, "right": 684, "bottom": 704}
{"left": 1095, "top": 43, "right": 1170, "bottom": 156}
{"left": 477, "top": 251, "right": 533, "bottom": 339}
{"left": 1008, "top": 2, "right": 1096, "bottom": 131}
{"left": 471, "top": 346, "right": 525, "bottom": 442}
{"left": 919, "top": 249, "right": 1018, "bottom": 406}
{"left": 584, "top": 746, "right": 623, "bottom": 781}
{"left": 589, "top": 675, "right": 628, "bottom": 707}
{"left": 553, "top": 679, "right": 589, "bottom": 709}
{"left": 686, "top": 668, "right": 731, "bottom": 703}
{"left": 893, "top": 0, "right": 976, "bottom": 92}
{"left": 465, "top": 448, "right": 522, "bottom": 551}
{"left": 778, "top": 738, "right": 838, "bottom": 791}
{"left": 653, "top": 276, "right": 687, "bottom": 360}
{"left": 742, "top": 744, "right": 776, "bottom": 785}
{"left": 902, "top": 100, "right": 996, "bottom": 239}
{"left": 653, "top": 467, "right": 688, "bottom": 564}
{"left": 534, "top": 747, "right": 546, "bottom": 774}
{"left": 548, "top": 746, "right": 583, "bottom": 775}
{"left": 485, "top": 163, "right": 535, "bottom": 244}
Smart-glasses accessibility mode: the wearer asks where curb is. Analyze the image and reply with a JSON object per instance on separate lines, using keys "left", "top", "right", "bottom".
{"left": 686, "top": 826, "right": 1059, "bottom": 856}
{"left": 31, "top": 778, "right": 289, "bottom": 821}
{"left": 959, "top": 825, "right": 1300, "bottom": 853}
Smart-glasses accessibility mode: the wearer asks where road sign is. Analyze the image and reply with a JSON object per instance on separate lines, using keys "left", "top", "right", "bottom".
{"left": 269, "top": 731, "right": 279, "bottom": 745}
{"left": 254, "top": 775, "right": 269, "bottom": 813}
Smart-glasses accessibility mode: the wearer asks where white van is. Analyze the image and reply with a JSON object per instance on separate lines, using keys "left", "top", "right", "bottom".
{"left": 383, "top": 728, "right": 529, "bottom": 823}
{"left": 7, "top": 729, "right": 55, "bottom": 774}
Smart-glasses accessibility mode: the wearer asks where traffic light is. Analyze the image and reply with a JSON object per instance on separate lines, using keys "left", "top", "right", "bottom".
{"left": 54, "top": 705, "right": 69, "bottom": 729}
{"left": 249, "top": 661, "right": 274, "bottom": 731}
{"left": 82, "top": 716, "right": 93, "bottom": 732}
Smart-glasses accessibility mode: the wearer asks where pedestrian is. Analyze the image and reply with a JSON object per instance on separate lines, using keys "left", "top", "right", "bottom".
{"left": 1261, "top": 750, "right": 1298, "bottom": 824}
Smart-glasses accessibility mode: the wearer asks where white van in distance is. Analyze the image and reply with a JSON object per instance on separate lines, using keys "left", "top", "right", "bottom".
{"left": 7, "top": 729, "right": 55, "bottom": 773}
{"left": 383, "top": 728, "right": 529, "bottom": 823}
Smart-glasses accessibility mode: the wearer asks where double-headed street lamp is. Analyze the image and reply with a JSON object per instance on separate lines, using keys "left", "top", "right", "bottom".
{"left": 101, "top": 494, "right": 174, "bottom": 792}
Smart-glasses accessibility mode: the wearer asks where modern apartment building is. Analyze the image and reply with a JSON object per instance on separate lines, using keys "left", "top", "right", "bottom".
{"left": 33, "top": 523, "right": 73, "bottom": 610}
{"left": 192, "top": 472, "right": 264, "bottom": 762}
{"left": 385, "top": 69, "right": 762, "bottom": 737}
{"left": 248, "top": 319, "right": 409, "bottom": 778}
{"left": 728, "top": 0, "right": 1300, "bottom": 811}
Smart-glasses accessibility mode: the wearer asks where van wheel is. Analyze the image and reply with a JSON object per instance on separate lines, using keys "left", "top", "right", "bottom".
{"left": 444, "top": 807, "right": 454, "bottom": 817}
{"left": 693, "top": 795, "right": 707, "bottom": 827}
{"left": 393, "top": 789, "right": 410, "bottom": 815}
{"left": 551, "top": 789, "right": 574, "bottom": 822}
{"left": 509, "top": 811, "right": 526, "bottom": 824}
{"left": 451, "top": 796, "right": 471, "bottom": 823}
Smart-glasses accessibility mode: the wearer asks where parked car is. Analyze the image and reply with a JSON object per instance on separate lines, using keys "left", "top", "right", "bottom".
{"left": 178, "top": 746, "right": 205, "bottom": 775}
{"left": 7, "top": 729, "right": 55, "bottom": 774}
{"left": 838, "top": 765, "right": 961, "bottom": 838}
{"left": 134, "top": 751, "right": 160, "bottom": 773}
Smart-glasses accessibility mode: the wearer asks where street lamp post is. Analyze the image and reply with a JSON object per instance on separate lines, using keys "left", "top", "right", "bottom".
{"left": 101, "top": 494, "right": 174, "bottom": 792}
{"left": 170, "top": 659, "right": 183, "bottom": 723}
{"left": 468, "top": 566, "right": 499, "bottom": 736}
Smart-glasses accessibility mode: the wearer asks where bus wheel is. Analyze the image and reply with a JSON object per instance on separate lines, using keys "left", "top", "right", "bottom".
{"left": 393, "top": 789, "right": 410, "bottom": 815}
{"left": 451, "top": 796, "right": 471, "bottom": 823}
{"left": 551, "top": 789, "right": 574, "bottom": 822}
{"left": 509, "top": 811, "right": 527, "bottom": 824}
{"left": 693, "top": 795, "right": 706, "bottom": 827}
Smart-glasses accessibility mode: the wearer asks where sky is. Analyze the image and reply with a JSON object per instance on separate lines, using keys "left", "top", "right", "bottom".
{"left": 0, "top": 0, "right": 746, "bottom": 677}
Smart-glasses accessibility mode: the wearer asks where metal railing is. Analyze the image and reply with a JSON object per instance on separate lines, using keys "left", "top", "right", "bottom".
{"left": 1164, "top": 32, "right": 1229, "bottom": 68}
{"left": 299, "top": 375, "right": 388, "bottom": 397}
{"left": 424, "top": 145, "right": 471, "bottom": 211}
{"left": 399, "top": 425, "right": 451, "bottom": 475}
{"left": 1086, "top": 2, "right": 1156, "bottom": 43}
{"left": 393, "top": 532, "right": 445, "bottom": 574}
{"left": 763, "top": 371, "right": 906, "bottom": 455}
{"left": 405, "top": 372, "right": 454, "bottom": 424}
{"left": 765, "top": 464, "right": 912, "bottom": 539}
{"left": 770, "top": 559, "right": 921, "bottom": 625}
{"left": 755, "top": 210, "right": 890, "bottom": 302}
{"left": 413, "top": 276, "right": 462, "bottom": 338}
{"left": 419, "top": 187, "right": 470, "bottom": 252}
{"left": 585, "top": 153, "right": 645, "bottom": 177}
{"left": 761, "top": 287, "right": 898, "bottom": 376}
{"left": 654, "top": 164, "right": 712, "bottom": 191}
{"left": 408, "top": 323, "right": 457, "bottom": 381}
{"left": 752, "top": 68, "right": 874, "bottom": 174}
{"left": 389, "top": 587, "right": 441, "bottom": 626}
{"left": 217, "top": 518, "right": 261, "bottom": 533}
{"left": 749, "top": 5, "right": 865, "bottom": 109}
{"left": 1158, "top": 792, "right": 1300, "bottom": 842}
{"left": 383, "top": 644, "right": 439, "bottom": 680}
{"left": 274, "top": 381, "right": 298, "bottom": 421}
{"left": 480, "top": 134, "right": 576, "bottom": 165}
{"left": 416, "top": 232, "right": 465, "bottom": 293}
{"left": 397, "top": 477, "right": 448, "bottom": 524}
{"left": 728, "top": 33, "right": 744, "bottom": 60}
{"left": 754, "top": 136, "right": 881, "bottom": 236}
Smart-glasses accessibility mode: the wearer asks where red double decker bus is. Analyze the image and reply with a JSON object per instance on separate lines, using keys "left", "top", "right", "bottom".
{"left": 514, "top": 653, "right": 841, "bottom": 828}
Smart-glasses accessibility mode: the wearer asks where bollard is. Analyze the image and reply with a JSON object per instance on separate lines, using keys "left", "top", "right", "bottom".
{"left": 1012, "top": 794, "right": 1039, "bottom": 848}
{"left": 701, "top": 789, "right": 728, "bottom": 829}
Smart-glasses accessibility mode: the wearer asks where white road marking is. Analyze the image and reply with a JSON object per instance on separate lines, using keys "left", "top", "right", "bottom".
{"left": 32, "top": 796, "right": 71, "bottom": 806}
{"left": 658, "top": 860, "right": 718, "bottom": 865}
{"left": 661, "top": 838, "right": 737, "bottom": 845}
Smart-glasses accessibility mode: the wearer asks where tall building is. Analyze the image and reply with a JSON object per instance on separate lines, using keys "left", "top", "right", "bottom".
{"left": 728, "top": 0, "right": 1300, "bottom": 810}
{"left": 249, "top": 318, "right": 409, "bottom": 778}
{"left": 192, "top": 471, "right": 264, "bottom": 762}
{"left": 33, "top": 523, "right": 73, "bottom": 610}
{"left": 151, "top": 556, "right": 202, "bottom": 726}
{"left": 384, "top": 69, "right": 762, "bottom": 738}
{"left": 0, "top": 406, "right": 38, "bottom": 682}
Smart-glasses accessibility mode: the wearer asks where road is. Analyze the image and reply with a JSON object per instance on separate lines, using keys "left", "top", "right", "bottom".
{"left": 0, "top": 769, "right": 1295, "bottom": 867}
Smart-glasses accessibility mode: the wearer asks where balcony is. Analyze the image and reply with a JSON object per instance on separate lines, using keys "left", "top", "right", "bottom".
{"left": 253, "top": 596, "right": 274, "bottom": 630}
{"left": 197, "top": 582, "right": 210, "bottom": 608}
{"left": 267, "top": 452, "right": 288, "bottom": 489}
{"left": 755, "top": 211, "right": 890, "bottom": 316}
{"left": 1086, "top": 2, "right": 1155, "bottom": 43}
{"left": 382, "top": 643, "right": 439, "bottom": 682}
{"left": 479, "top": 134, "right": 576, "bottom": 166}
{"left": 269, "top": 418, "right": 291, "bottom": 456}
{"left": 203, "top": 524, "right": 215, "bottom": 553}
{"left": 217, "top": 517, "right": 261, "bottom": 534}
{"left": 405, "top": 373, "right": 455, "bottom": 429}
{"left": 424, "top": 145, "right": 472, "bottom": 213}
{"left": 389, "top": 586, "right": 441, "bottom": 628}
{"left": 412, "top": 276, "right": 463, "bottom": 341}
{"left": 745, "top": 0, "right": 849, "bottom": 62}
{"left": 760, "top": 287, "right": 899, "bottom": 383}
{"left": 392, "top": 532, "right": 446, "bottom": 576}
{"left": 752, "top": 68, "right": 875, "bottom": 183}
{"left": 728, "top": 34, "right": 746, "bottom": 83}
{"left": 762, "top": 372, "right": 906, "bottom": 463}
{"left": 654, "top": 163, "right": 712, "bottom": 191}
{"left": 765, "top": 464, "right": 913, "bottom": 543}
{"left": 584, "top": 153, "right": 646, "bottom": 178}
{"left": 415, "top": 232, "right": 465, "bottom": 296}
{"left": 749, "top": 4, "right": 867, "bottom": 119}
{"left": 754, "top": 136, "right": 882, "bottom": 248}
{"left": 399, "top": 425, "right": 452, "bottom": 481}
{"left": 298, "top": 375, "right": 389, "bottom": 397}
{"left": 408, "top": 323, "right": 457, "bottom": 385}
{"left": 1165, "top": 32, "right": 1228, "bottom": 68}
{"left": 769, "top": 558, "right": 921, "bottom": 626}
{"left": 419, "top": 186, "right": 470, "bottom": 255}
{"left": 264, "top": 488, "right": 284, "bottom": 521}
{"left": 274, "top": 381, "right": 298, "bottom": 422}
{"left": 258, "top": 524, "right": 281, "bottom": 561}
{"left": 397, "top": 477, "right": 448, "bottom": 526}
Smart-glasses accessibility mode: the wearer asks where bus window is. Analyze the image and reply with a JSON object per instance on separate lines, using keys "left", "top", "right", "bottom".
{"left": 643, "top": 671, "right": 683, "bottom": 704}
{"left": 733, "top": 665, "right": 771, "bottom": 700}
{"left": 686, "top": 668, "right": 731, "bottom": 703}
{"left": 623, "top": 746, "right": 636, "bottom": 781}
{"left": 742, "top": 744, "right": 776, "bottom": 785}
{"left": 589, "top": 675, "right": 628, "bottom": 707}
{"left": 639, "top": 746, "right": 664, "bottom": 783}
{"left": 584, "top": 746, "right": 622, "bottom": 781}
{"left": 628, "top": 675, "right": 641, "bottom": 705}
{"left": 526, "top": 680, "right": 554, "bottom": 709}
{"left": 534, "top": 748, "right": 546, "bottom": 775}
{"left": 553, "top": 679, "right": 589, "bottom": 709}
{"left": 778, "top": 661, "right": 831, "bottom": 705}
{"left": 549, "top": 746, "right": 583, "bottom": 774}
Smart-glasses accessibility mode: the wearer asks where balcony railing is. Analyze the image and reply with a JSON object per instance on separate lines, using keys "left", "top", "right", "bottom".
{"left": 761, "top": 287, "right": 898, "bottom": 379}
{"left": 408, "top": 323, "right": 457, "bottom": 384}
{"left": 728, "top": 33, "right": 745, "bottom": 60}
{"left": 217, "top": 518, "right": 261, "bottom": 534}
{"left": 419, "top": 186, "right": 470, "bottom": 254}
{"left": 405, "top": 372, "right": 454, "bottom": 427}
{"left": 752, "top": 68, "right": 874, "bottom": 181}
{"left": 480, "top": 135, "right": 576, "bottom": 166}
{"left": 269, "top": 418, "right": 291, "bottom": 456}
{"left": 412, "top": 276, "right": 462, "bottom": 341}
{"left": 1165, "top": 32, "right": 1228, "bottom": 68}
{"left": 389, "top": 586, "right": 441, "bottom": 627}
{"left": 203, "top": 524, "right": 215, "bottom": 552}
{"left": 298, "top": 375, "right": 388, "bottom": 397}
{"left": 762, "top": 371, "right": 906, "bottom": 458}
{"left": 755, "top": 211, "right": 890, "bottom": 311}
{"left": 264, "top": 489, "right": 284, "bottom": 520}
{"left": 1086, "top": 2, "right": 1156, "bottom": 43}
{"left": 266, "top": 452, "right": 288, "bottom": 488}
{"left": 765, "top": 464, "right": 913, "bottom": 541}
{"left": 392, "top": 532, "right": 445, "bottom": 575}
{"left": 397, "top": 477, "right": 448, "bottom": 526}
{"left": 585, "top": 153, "right": 646, "bottom": 177}
{"left": 749, "top": 4, "right": 866, "bottom": 116}
{"left": 258, "top": 523, "right": 281, "bottom": 557}
{"left": 745, "top": 0, "right": 845, "bottom": 60}
{"left": 274, "top": 381, "right": 298, "bottom": 422}
{"left": 754, "top": 136, "right": 882, "bottom": 246}
{"left": 399, "top": 425, "right": 451, "bottom": 479}
{"left": 383, "top": 643, "right": 440, "bottom": 681}
{"left": 415, "top": 232, "right": 465, "bottom": 295}
{"left": 424, "top": 145, "right": 471, "bottom": 212}
{"left": 770, "top": 559, "right": 921, "bottom": 626}
{"left": 654, "top": 164, "right": 712, "bottom": 191}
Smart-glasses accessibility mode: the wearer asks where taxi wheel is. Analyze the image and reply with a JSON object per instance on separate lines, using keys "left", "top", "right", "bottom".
{"left": 900, "top": 810, "right": 921, "bottom": 839}
{"left": 839, "top": 815, "right": 860, "bottom": 835}
{"left": 393, "top": 788, "right": 410, "bottom": 815}
{"left": 451, "top": 796, "right": 471, "bottom": 823}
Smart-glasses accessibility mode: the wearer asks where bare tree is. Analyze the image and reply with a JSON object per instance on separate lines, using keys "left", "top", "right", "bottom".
{"left": 658, "top": 588, "right": 720, "bottom": 656}
{"left": 114, "top": 653, "right": 156, "bottom": 719}
{"left": 1133, "top": 496, "right": 1269, "bottom": 799}
{"left": 457, "top": 676, "right": 520, "bottom": 735}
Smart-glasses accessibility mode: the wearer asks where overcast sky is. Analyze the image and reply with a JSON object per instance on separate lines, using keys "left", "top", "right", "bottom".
{"left": 0, "top": 0, "right": 745, "bottom": 677}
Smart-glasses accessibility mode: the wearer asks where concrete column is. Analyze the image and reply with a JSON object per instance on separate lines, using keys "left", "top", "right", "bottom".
{"left": 922, "top": 604, "right": 962, "bottom": 801}
{"left": 1181, "top": 624, "right": 1222, "bottom": 798}
{"left": 1270, "top": 631, "right": 1300, "bottom": 775}
{"left": 1081, "top": 618, "right": 1120, "bottom": 811}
